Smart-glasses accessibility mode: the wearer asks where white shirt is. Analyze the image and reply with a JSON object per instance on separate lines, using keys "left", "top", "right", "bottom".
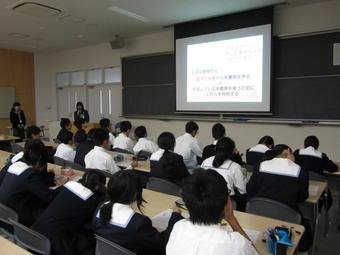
{"left": 249, "top": 144, "right": 270, "bottom": 153}
{"left": 166, "top": 219, "right": 258, "bottom": 255}
{"left": 113, "top": 133, "right": 134, "bottom": 153}
{"left": 174, "top": 133, "right": 202, "bottom": 161}
{"left": 109, "top": 132, "right": 115, "bottom": 148}
{"left": 54, "top": 143, "right": 76, "bottom": 162}
{"left": 85, "top": 146, "right": 120, "bottom": 174}
{"left": 133, "top": 137, "right": 158, "bottom": 155}
{"left": 201, "top": 156, "right": 247, "bottom": 195}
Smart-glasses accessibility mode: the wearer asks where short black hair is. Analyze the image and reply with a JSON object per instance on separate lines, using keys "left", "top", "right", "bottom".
{"left": 76, "top": 101, "right": 84, "bottom": 110}
{"left": 263, "top": 144, "right": 291, "bottom": 161}
{"left": 26, "top": 125, "right": 41, "bottom": 139}
{"left": 100, "top": 118, "right": 111, "bottom": 129}
{"left": 304, "top": 136, "right": 319, "bottom": 149}
{"left": 79, "top": 170, "right": 106, "bottom": 192}
{"left": 120, "top": 121, "right": 132, "bottom": 132}
{"left": 74, "top": 118, "right": 85, "bottom": 130}
{"left": 212, "top": 123, "right": 225, "bottom": 140}
{"left": 135, "top": 126, "right": 147, "bottom": 139}
{"left": 185, "top": 121, "right": 199, "bottom": 133}
{"left": 99, "top": 170, "right": 144, "bottom": 225}
{"left": 182, "top": 168, "right": 229, "bottom": 225}
{"left": 258, "top": 135, "right": 274, "bottom": 148}
{"left": 87, "top": 128, "right": 97, "bottom": 141}
{"left": 13, "top": 102, "right": 21, "bottom": 107}
{"left": 74, "top": 130, "right": 87, "bottom": 144}
{"left": 59, "top": 130, "right": 73, "bottom": 144}
{"left": 93, "top": 128, "right": 109, "bottom": 146}
{"left": 22, "top": 139, "right": 48, "bottom": 169}
{"left": 60, "top": 118, "right": 71, "bottom": 129}
{"left": 157, "top": 132, "right": 175, "bottom": 150}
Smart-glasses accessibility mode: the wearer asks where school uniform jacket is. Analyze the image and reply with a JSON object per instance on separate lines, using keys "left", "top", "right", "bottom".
{"left": 56, "top": 128, "right": 69, "bottom": 142}
{"left": 10, "top": 110, "right": 26, "bottom": 128}
{"left": 0, "top": 161, "right": 56, "bottom": 226}
{"left": 294, "top": 146, "right": 338, "bottom": 175}
{"left": 75, "top": 129, "right": 87, "bottom": 144}
{"left": 202, "top": 140, "right": 244, "bottom": 165}
{"left": 32, "top": 181, "right": 105, "bottom": 239}
{"left": 246, "top": 158, "right": 309, "bottom": 209}
{"left": 74, "top": 140, "right": 95, "bottom": 167}
{"left": 246, "top": 144, "right": 271, "bottom": 166}
{"left": 201, "top": 156, "right": 247, "bottom": 196}
{"left": 150, "top": 149, "right": 190, "bottom": 186}
{"left": 93, "top": 203, "right": 183, "bottom": 255}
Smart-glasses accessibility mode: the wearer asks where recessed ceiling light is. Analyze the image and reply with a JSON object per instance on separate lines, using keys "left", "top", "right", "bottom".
{"left": 108, "top": 6, "right": 151, "bottom": 23}
{"left": 8, "top": 33, "right": 29, "bottom": 39}
{"left": 12, "top": 2, "right": 61, "bottom": 17}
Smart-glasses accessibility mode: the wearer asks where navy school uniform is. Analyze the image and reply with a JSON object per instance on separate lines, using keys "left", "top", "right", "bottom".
{"left": 74, "top": 140, "right": 95, "bottom": 167}
{"left": 246, "top": 144, "right": 271, "bottom": 166}
{"left": 93, "top": 202, "right": 183, "bottom": 255}
{"left": 0, "top": 161, "right": 56, "bottom": 226}
{"left": 150, "top": 149, "right": 190, "bottom": 186}
{"left": 32, "top": 181, "right": 106, "bottom": 255}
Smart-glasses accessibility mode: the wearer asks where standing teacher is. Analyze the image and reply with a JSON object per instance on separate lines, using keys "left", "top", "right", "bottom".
{"left": 10, "top": 102, "right": 26, "bottom": 141}
{"left": 74, "top": 101, "right": 90, "bottom": 123}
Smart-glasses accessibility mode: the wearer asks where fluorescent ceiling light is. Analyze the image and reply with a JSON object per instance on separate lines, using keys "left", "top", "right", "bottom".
{"left": 8, "top": 33, "right": 29, "bottom": 39}
{"left": 108, "top": 6, "right": 151, "bottom": 23}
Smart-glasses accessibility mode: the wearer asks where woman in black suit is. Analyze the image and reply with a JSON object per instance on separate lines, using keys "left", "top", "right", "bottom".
{"left": 74, "top": 102, "right": 89, "bottom": 123}
{"left": 10, "top": 102, "right": 26, "bottom": 141}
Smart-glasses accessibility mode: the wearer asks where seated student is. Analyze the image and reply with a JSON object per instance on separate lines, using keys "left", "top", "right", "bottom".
{"left": 85, "top": 128, "right": 120, "bottom": 174}
{"left": 133, "top": 125, "right": 158, "bottom": 155}
{"left": 74, "top": 118, "right": 87, "bottom": 146}
{"left": 93, "top": 170, "right": 183, "bottom": 255}
{"left": 247, "top": 144, "right": 312, "bottom": 252}
{"left": 201, "top": 137, "right": 247, "bottom": 197}
{"left": 32, "top": 170, "right": 106, "bottom": 255}
{"left": 174, "top": 121, "right": 203, "bottom": 168}
{"left": 294, "top": 135, "right": 338, "bottom": 211}
{"left": 150, "top": 132, "right": 190, "bottom": 186}
{"left": 166, "top": 169, "right": 258, "bottom": 255}
{"left": 99, "top": 118, "right": 115, "bottom": 149}
{"left": 113, "top": 121, "right": 134, "bottom": 153}
{"left": 202, "top": 123, "right": 244, "bottom": 165}
{"left": 74, "top": 128, "right": 96, "bottom": 167}
{"left": 0, "top": 140, "right": 59, "bottom": 226}
{"left": 56, "top": 118, "right": 72, "bottom": 142}
{"left": 54, "top": 131, "right": 76, "bottom": 162}
{"left": 26, "top": 125, "right": 41, "bottom": 140}
{"left": 246, "top": 135, "right": 274, "bottom": 166}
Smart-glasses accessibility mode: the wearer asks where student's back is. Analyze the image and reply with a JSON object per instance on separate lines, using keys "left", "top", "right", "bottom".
{"left": 74, "top": 129, "right": 96, "bottom": 167}
{"left": 246, "top": 136, "right": 274, "bottom": 166}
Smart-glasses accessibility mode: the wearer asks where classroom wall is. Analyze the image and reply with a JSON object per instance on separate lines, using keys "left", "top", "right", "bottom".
{"left": 0, "top": 49, "right": 35, "bottom": 134}
{"left": 34, "top": 0, "right": 340, "bottom": 160}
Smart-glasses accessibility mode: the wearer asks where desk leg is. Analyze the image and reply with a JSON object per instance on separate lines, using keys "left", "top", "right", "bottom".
{"left": 310, "top": 203, "right": 318, "bottom": 255}
{"left": 338, "top": 176, "right": 340, "bottom": 230}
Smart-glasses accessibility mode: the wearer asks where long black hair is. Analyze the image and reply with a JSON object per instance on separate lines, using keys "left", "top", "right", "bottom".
{"left": 212, "top": 137, "right": 235, "bottom": 168}
{"left": 157, "top": 132, "right": 176, "bottom": 170}
{"left": 263, "top": 144, "right": 291, "bottom": 161}
{"left": 22, "top": 139, "right": 48, "bottom": 169}
{"left": 76, "top": 102, "right": 85, "bottom": 112}
{"left": 99, "top": 170, "right": 145, "bottom": 225}
{"left": 79, "top": 170, "right": 106, "bottom": 193}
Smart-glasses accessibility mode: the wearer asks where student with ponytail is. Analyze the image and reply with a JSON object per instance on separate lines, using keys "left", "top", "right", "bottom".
{"left": 33, "top": 170, "right": 107, "bottom": 255}
{"left": 246, "top": 144, "right": 312, "bottom": 252}
{"left": 150, "top": 132, "right": 190, "bottom": 186}
{"left": 93, "top": 170, "right": 183, "bottom": 255}
{"left": 201, "top": 137, "right": 247, "bottom": 210}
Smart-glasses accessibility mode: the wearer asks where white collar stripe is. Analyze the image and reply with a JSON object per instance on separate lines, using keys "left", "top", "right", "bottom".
{"left": 298, "top": 147, "right": 322, "bottom": 159}
{"left": 64, "top": 181, "right": 94, "bottom": 200}
{"left": 249, "top": 144, "right": 270, "bottom": 153}
{"left": 8, "top": 161, "right": 30, "bottom": 176}
{"left": 260, "top": 158, "right": 301, "bottom": 178}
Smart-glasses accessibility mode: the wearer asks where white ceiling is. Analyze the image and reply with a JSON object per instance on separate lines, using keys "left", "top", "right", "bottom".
{"left": 0, "top": 0, "right": 295, "bottom": 52}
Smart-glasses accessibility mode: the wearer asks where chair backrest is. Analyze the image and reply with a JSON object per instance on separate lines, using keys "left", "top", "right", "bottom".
{"left": 9, "top": 219, "right": 51, "bottom": 255}
{"left": 147, "top": 177, "right": 181, "bottom": 196}
{"left": 95, "top": 235, "right": 136, "bottom": 255}
{"left": 11, "top": 143, "right": 24, "bottom": 154}
{"left": 112, "top": 148, "right": 134, "bottom": 155}
{"left": 0, "top": 203, "right": 18, "bottom": 225}
{"left": 309, "top": 171, "right": 327, "bottom": 182}
{"left": 246, "top": 197, "right": 301, "bottom": 224}
{"left": 137, "top": 150, "right": 152, "bottom": 159}
{"left": 53, "top": 156, "right": 66, "bottom": 167}
{"left": 243, "top": 164, "right": 254, "bottom": 172}
{"left": 64, "top": 161, "right": 86, "bottom": 171}
{"left": 53, "top": 139, "right": 61, "bottom": 144}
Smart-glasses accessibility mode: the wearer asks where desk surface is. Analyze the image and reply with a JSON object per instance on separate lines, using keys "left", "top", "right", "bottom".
{"left": 141, "top": 189, "right": 304, "bottom": 255}
{"left": 0, "top": 135, "right": 19, "bottom": 141}
{"left": 108, "top": 151, "right": 151, "bottom": 173}
{"left": 0, "top": 236, "right": 33, "bottom": 255}
{"left": 306, "top": 180, "right": 327, "bottom": 204}
{"left": 17, "top": 141, "right": 59, "bottom": 148}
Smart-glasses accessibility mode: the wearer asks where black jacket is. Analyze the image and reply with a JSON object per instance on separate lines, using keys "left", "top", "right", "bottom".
{"left": 10, "top": 110, "right": 26, "bottom": 128}
{"left": 74, "top": 110, "right": 89, "bottom": 123}
{"left": 93, "top": 207, "right": 183, "bottom": 255}
{"left": 74, "top": 140, "right": 95, "bottom": 167}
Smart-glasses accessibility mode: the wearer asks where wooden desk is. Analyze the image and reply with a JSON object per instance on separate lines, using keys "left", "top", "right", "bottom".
{"left": 141, "top": 189, "right": 304, "bottom": 255}
{"left": 0, "top": 135, "right": 20, "bottom": 142}
{"left": 306, "top": 180, "right": 327, "bottom": 204}
{"left": 0, "top": 150, "right": 12, "bottom": 169}
{"left": 108, "top": 151, "right": 151, "bottom": 173}
{"left": 0, "top": 236, "right": 33, "bottom": 255}
{"left": 17, "top": 141, "right": 59, "bottom": 148}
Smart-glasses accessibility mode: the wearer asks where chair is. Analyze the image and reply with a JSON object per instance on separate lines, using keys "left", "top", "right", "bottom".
{"left": 147, "top": 177, "right": 181, "bottom": 196}
{"left": 53, "top": 156, "right": 66, "bottom": 167}
{"left": 95, "top": 234, "right": 136, "bottom": 255}
{"left": 246, "top": 197, "right": 301, "bottom": 224}
{"left": 0, "top": 203, "right": 18, "bottom": 239}
{"left": 9, "top": 219, "right": 51, "bottom": 255}
{"left": 112, "top": 148, "right": 134, "bottom": 155}
{"left": 243, "top": 164, "right": 254, "bottom": 172}
{"left": 64, "top": 161, "right": 86, "bottom": 171}
{"left": 53, "top": 139, "right": 61, "bottom": 144}
{"left": 137, "top": 150, "right": 152, "bottom": 159}
{"left": 11, "top": 143, "right": 24, "bottom": 154}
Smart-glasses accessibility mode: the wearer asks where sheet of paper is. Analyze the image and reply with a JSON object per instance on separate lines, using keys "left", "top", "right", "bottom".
{"left": 226, "top": 226, "right": 260, "bottom": 244}
{"left": 309, "top": 185, "right": 319, "bottom": 196}
{"left": 151, "top": 209, "right": 189, "bottom": 230}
